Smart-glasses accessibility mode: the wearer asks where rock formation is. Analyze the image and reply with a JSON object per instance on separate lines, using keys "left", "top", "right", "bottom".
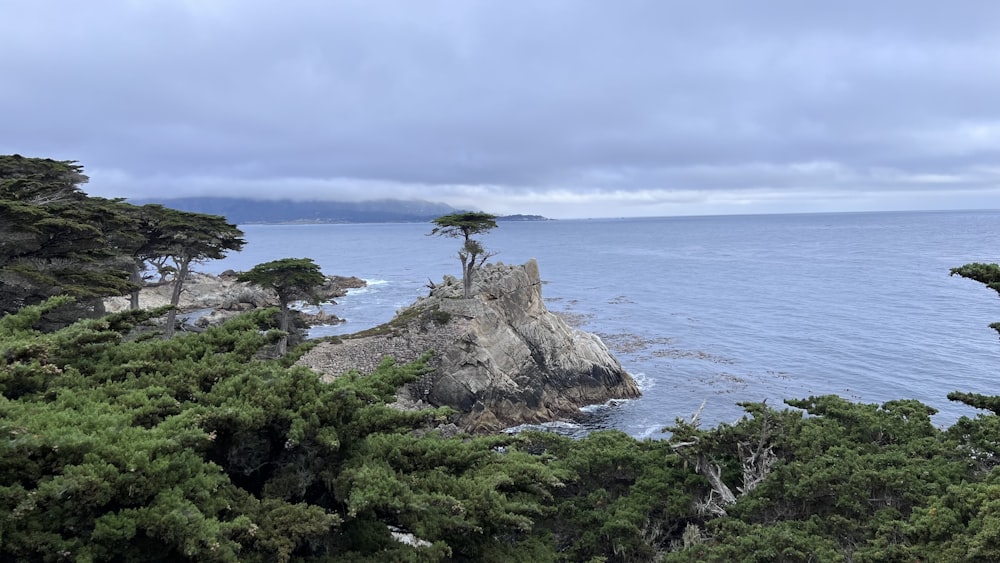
{"left": 104, "top": 271, "right": 366, "bottom": 328}
{"left": 299, "top": 260, "right": 640, "bottom": 433}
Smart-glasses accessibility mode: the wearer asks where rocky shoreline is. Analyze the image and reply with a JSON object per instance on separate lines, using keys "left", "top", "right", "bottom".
{"left": 104, "top": 271, "right": 366, "bottom": 328}
{"left": 108, "top": 262, "right": 640, "bottom": 433}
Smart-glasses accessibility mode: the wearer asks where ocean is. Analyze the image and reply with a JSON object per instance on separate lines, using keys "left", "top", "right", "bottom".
{"left": 209, "top": 210, "right": 1000, "bottom": 437}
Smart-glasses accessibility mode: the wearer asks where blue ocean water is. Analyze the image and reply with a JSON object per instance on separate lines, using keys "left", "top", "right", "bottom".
{"left": 209, "top": 210, "right": 1000, "bottom": 437}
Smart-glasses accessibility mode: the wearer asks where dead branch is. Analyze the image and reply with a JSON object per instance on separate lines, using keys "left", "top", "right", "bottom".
{"left": 673, "top": 399, "right": 777, "bottom": 517}
{"left": 737, "top": 402, "right": 777, "bottom": 495}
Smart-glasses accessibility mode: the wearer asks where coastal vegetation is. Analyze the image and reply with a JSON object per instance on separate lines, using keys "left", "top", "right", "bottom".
{"left": 3, "top": 155, "right": 1000, "bottom": 560}
{"left": 237, "top": 258, "right": 326, "bottom": 356}
{"left": 0, "top": 155, "right": 245, "bottom": 334}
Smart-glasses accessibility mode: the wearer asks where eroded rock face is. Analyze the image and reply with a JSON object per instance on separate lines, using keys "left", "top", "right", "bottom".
{"left": 299, "top": 260, "right": 640, "bottom": 433}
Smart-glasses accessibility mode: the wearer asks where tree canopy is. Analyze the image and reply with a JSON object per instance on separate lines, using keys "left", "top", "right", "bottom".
{"left": 0, "top": 155, "right": 245, "bottom": 335}
{"left": 429, "top": 211, "right": 499, "bottom": 241}
{"left": 952, "top": 263, "right": 1000, "bottom": 340}
{"left": 154, "top": 207, "right": 245, "bottom": 338}
{"left": 0, "top": 154, "right": 89, "bottom": 203}
{"left": 237, "top": 258, "right": 326, "bottom": 356}
{"left": 0, "top": 155, "right": 134, "bottom": 318}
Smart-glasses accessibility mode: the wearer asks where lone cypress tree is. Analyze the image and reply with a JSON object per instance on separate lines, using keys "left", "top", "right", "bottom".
{"left": 429, "top": 212, "right": 498, "bottom": 299}
{"left": 237, "top": 257, "right": 325, "bottom": 356}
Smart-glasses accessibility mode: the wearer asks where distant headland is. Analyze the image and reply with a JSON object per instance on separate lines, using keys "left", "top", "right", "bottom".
{"left": 129, "top": 196, "right": 551, "bottom": 224}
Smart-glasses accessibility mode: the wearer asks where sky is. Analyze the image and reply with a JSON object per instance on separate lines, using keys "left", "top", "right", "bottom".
{"left": 2, "top": 1, "right": 998, "bottom": 219}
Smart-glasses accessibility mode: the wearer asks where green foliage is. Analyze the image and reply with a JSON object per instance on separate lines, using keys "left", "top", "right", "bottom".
{"left": 522, "top": 430, "right": 698, "bottom": 562}
{"left": 951, "top": 262, "right": 1000, "bottom": 296}
{"left": 237, "top": 258, "right": 325, "bottom": 355}
{"left": 0, "top": 155, "right": 246, "bottom": 332}
{"left": 904, "top": 471, "right": 1000, "bottom": 562}
{"left": 0, "top": 302, "right": 569, "bottom": 561}
{"left": 6, "top": 239, "right": 1000, "bottom": 561}
{"left": 334, "top": 431, "right": 565, "bottom": 561}
{"left": 429, "top": 212, "right": 499, "bottom": 239}
{"left": 347, "top": 303, "right": 450, "bottom": 339}
{"left": 661, "top": 397, "right": 985, "bottom": 561}
{"left": 0, "top": 154, "right": 88, "bottom": 202}
{"left": 948, "top": 391, "right": 1000, "bottom": 416}
{"left": 0, "top": 156, "right": 135, "bottom": 316}
{"left": 430, "top": 307, "right": 452, "bottom": 325}
{"left": 951, "top": 262, "right": 1000, "bottom": 338}
{"left": 155, "top": 207, "right": 245, "bottom": 338}
{"left": 237, "top": 258, "right": 325, "bottom": 305}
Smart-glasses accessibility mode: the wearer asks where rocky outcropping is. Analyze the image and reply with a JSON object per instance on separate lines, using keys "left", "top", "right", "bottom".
{"left": 104, "top": 272, "right": 366, "bottom": 328}
{"left": 299, "top": 260, "right": 640, "bottom": 433}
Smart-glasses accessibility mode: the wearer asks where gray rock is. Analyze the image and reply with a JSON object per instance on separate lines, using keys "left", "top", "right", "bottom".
{"left": 299, "top": 259, "right": 640, "bottom": 433}
{"left": 103, "top": 272, "right": 361, "bottom": 328}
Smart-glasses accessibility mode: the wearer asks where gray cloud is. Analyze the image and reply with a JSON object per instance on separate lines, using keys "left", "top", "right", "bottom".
{"left": 2, "top": 0, "right": 998, "bottom": 217}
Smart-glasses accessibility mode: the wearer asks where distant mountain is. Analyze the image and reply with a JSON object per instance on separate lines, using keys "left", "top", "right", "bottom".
{"left": 496, "top": 214, "right": 552, "bottom": 222}
{"left": 128, "top": 197, "right": 462, "bottom": 224}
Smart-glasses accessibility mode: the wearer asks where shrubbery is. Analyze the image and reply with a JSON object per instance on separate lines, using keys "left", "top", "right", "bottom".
{"left": 4, "top": 295, "right": 1000, "bottom": 561}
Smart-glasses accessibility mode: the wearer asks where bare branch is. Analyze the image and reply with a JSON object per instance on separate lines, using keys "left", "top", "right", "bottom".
{"left": 672, "top": 399, "right": 777, "bottom": 517}
{"left": 737, "top": 402, "right": 777, "bottom": 495}
{"left": 689, "top": 399, "right": 707, "bottom": 426}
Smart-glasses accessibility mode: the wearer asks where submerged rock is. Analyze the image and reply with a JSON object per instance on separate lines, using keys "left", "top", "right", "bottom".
{"left": 299, "top": 259, "right": 641, "bottom": 433}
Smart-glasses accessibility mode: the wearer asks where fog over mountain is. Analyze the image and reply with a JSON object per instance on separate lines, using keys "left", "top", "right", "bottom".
{"left": 130, "top": 197, "right": 461, "bottom": 224}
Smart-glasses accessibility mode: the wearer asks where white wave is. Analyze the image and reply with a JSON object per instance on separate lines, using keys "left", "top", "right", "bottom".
{"left": 629, "top": 371, "right": 656, "bottom": 392}
{"left": 347, "top": 280, "right": 388, "bottom": 296}
{"left": 579, "top": 396, "right": 638, "bottom": 413}
{"left": 634, "top": 425, "right": 664, "bottom": 439}
{"left": 309, "top": 321, "right": 345, "bottom": 328}
{"left": 503, "top": 420, "right": 585, "bottom": 435}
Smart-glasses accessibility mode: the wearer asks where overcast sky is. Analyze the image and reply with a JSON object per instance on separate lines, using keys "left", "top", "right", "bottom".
{"left": 2, "top": 1, "right": 998, "bottom": 218}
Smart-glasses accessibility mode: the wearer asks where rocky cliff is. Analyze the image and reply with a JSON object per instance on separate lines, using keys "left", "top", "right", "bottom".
{"left": 299, "top": 260, "right": 641, "bottom": 433}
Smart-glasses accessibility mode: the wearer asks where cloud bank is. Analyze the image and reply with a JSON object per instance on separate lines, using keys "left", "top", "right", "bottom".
{"left": 2, "top": 1, "right": 998, "bottom": 218}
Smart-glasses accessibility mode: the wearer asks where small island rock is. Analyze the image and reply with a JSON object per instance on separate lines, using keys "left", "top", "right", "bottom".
{"left": 299, "top": 259, "right": 640, "bottom": 433}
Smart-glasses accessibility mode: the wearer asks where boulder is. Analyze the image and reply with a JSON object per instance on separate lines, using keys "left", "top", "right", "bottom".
{"left": 299, "top": 260, "right": 640, "bottom": 433}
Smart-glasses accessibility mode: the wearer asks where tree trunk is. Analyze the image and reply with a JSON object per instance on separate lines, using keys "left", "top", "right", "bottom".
{"left": 464, "top": 260, "right": 475, "bottom": 299}
{"left": 129, "top": 260, "right": 143, "bottom": 310}
{"left": 459, "top": 252, "right": 471, "bottom": 299}
{"left": 277, "top": 299, "right": 289, "bottom": 357}
{"left": 163, "top": 258, "right": 189, "bottom": 339}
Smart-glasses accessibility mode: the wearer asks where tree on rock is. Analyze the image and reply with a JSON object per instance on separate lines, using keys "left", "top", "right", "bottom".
{"left": 238, "top": 258, "right": 325, "bottom": 356}
{"left": 429, "top": 212, "right": 498, "bottom": 299}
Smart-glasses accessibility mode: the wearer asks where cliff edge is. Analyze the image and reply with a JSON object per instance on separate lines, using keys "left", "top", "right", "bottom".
{"left": 299, "top": 259, "right": 641, "bottom": 433}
